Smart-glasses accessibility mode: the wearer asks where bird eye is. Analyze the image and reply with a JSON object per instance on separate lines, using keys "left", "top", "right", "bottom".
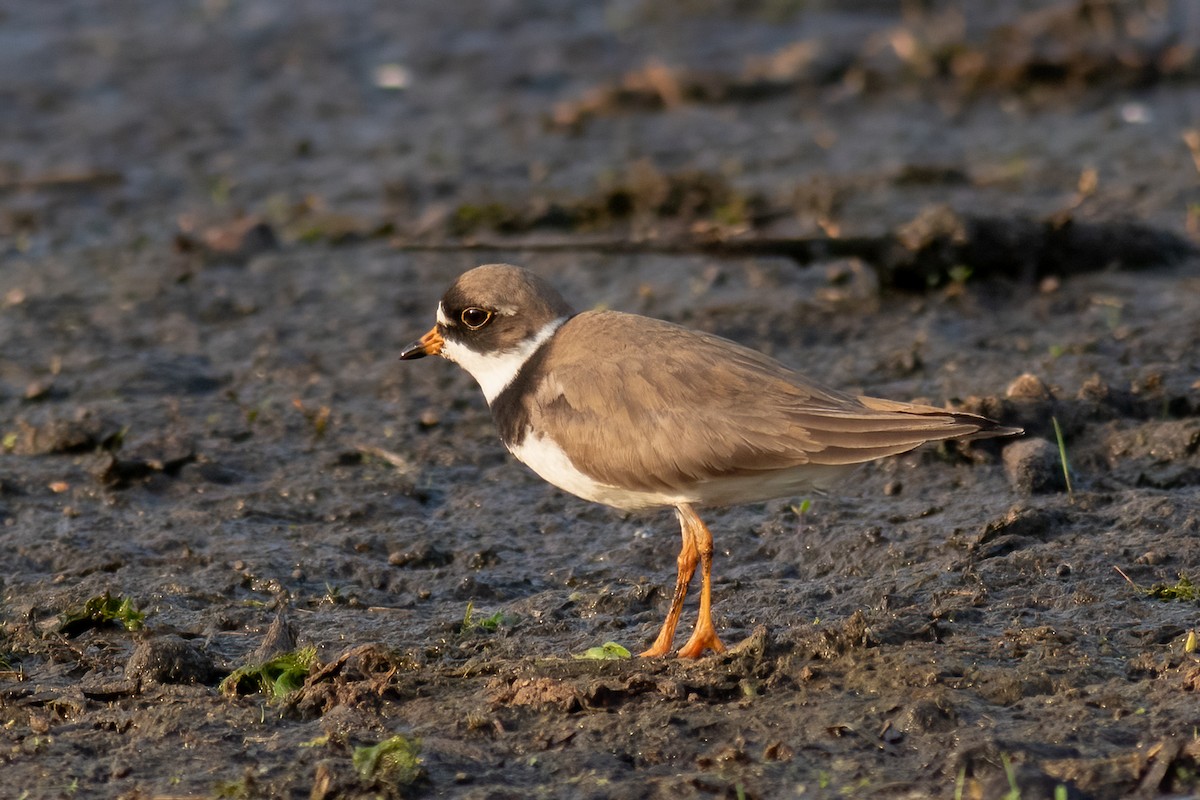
{"left": 460, "top": 307, "right": 493, "bottom": 330}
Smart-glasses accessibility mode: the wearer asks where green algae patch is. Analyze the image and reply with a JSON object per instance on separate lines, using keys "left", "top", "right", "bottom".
{"left": 219, "top": 647, "right": 317, "bottom": 700}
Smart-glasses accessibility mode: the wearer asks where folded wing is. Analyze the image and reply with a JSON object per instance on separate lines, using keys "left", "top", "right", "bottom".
{"left": 532, "top": 312, "right": 1017, "bottom": 494}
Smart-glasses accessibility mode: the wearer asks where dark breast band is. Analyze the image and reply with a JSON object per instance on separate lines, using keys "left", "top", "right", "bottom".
{"left": 489, "top": 318, "right": 572, "bottom": 447}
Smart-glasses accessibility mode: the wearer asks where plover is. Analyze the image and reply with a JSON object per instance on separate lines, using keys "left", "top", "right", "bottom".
{"left": 401, "top": 264, "right": 1020, "bottom": 657}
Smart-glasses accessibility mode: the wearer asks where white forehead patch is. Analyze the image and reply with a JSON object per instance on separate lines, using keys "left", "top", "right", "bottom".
{"left": 436, "top": 302, "right": 452, "bottom": 327}
{"left": 440, "top": 316, "right": 565, "bottom": 405}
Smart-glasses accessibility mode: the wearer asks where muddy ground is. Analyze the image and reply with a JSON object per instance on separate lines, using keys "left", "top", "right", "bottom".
{"left": 3, "top": 2, "right": 1200, "bottom": 798}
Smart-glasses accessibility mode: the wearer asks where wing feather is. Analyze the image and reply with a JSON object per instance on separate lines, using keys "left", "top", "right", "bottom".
{"left": 530, "top": 311, "right": 1013, "bottom": 493}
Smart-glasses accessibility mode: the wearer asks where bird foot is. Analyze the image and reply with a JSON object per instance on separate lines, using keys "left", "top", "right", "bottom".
{"left": 675, "top": 626, "right": 725, "bottom": 659}
{"left": 638, "top": 643, "right": 672, "bottom": 658}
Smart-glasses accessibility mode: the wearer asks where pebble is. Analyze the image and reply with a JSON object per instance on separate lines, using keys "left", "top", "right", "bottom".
{"left": 1005, "top": 373, "right": 1052, "bottom": 401}
{"left": 1003, "top": 438, "right": 1066, "bottom": 494}
{"left": 126, "top": 635, "right": 217, "bottom": 685}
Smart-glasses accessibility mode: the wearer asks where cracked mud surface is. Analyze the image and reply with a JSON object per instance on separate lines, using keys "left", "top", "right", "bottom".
{"left": 3, "top": 2, "right": 1200, "bottom": 798}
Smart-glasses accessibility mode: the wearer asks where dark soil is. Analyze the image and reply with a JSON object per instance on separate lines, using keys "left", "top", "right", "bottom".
{"left": 3, "top": 2, "right": 1200, "bottom": 798}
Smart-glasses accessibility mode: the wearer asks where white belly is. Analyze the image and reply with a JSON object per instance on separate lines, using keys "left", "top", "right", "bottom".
{"left": 507, "top": 432, "right": 856, "bottom": 511}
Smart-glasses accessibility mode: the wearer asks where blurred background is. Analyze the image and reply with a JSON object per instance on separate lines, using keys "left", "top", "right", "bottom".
{"left": 3, "top": 0, "right": 1198, "bottom": 263}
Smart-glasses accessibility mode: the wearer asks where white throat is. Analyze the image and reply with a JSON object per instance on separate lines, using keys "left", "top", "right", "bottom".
{"left": 441, "top": 314, "right": 565, "bottom": 405}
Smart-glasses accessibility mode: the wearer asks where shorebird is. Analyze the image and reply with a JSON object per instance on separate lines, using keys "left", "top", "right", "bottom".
{"left": 401, "top": 264, "right": 1020, "bottom": 657}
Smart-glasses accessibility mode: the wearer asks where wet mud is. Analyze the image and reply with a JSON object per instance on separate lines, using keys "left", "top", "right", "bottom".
{"left": 2, "top": 2, "right": 1200, "bottom": 798}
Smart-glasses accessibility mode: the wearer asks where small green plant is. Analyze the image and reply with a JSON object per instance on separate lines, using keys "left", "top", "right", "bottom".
{"left": 1114, "top": 568, "right": 1199, "bottom": 603}
{"left": 353, "top": 735, "right": 424, "bottom": 786}
{"left": 213, "top": 775, "right": 256, "bottom": 800}
{"left": 1175, "top": 761, "right": 1200, "bottom": 788}
{"left": 791, "top": 499, "right": 813, "bottom": 535}
{"left": 58, "top": 592, "right": 145, "bottom": 636}
{"left": 1147, "top": 575, "right": 1199, "bottom": 602}
{"left": 449, "top": 202, "right": 515, "bottom": 236}
{"left": 1001, "top": 752, "right": 1021, "bottom": 799}
{"left": 220, "top": 647, "right": 316, "bottom": 699}
{"left": 322, "top": 583, "right": 344, "bottom": 605}
{"left": 460, "top": 602, "right": 507, "bottom": 634}
{"left": 209, "top": 174, "right": 234, "bottom": 207}
{"left": 574, "top": 642, "right": 632, "bottom": 660}
{"left": 947, "top": 264, "right": 973, "bottom": 285}
{"left": 292, "top": 398, "right": 330, "bottom": 438}
{"left": 0, "top": 624, "right": 14, "bottom": 672}
{"left": 1051, "top": 417, "right": 1074, "bottom": 502}
{"left": 712, "top": 194, "right": 750, "bottom": 227}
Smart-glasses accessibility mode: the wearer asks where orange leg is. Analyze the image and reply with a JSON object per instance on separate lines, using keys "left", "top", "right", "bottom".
{"left": 639, "top": 511, "right": 699, "bottom": 657}
{"left": 675, "top": 506, "right": 725, "bottom": 658}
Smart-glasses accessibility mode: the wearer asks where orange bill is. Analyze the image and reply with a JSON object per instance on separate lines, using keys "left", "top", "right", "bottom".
{"left": 399, "top": 326, "right": 444, "bottom": 360}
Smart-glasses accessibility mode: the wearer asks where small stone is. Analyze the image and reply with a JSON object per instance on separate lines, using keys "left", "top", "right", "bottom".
{"left": 388, "top": 543, "right": 452, "bottom": 568}
{"left": 763, "top": 741, "right": 795, "bottom": 762}
{"left": 1003, "top": 438, "right": 1065, "bottom": 494}
{"left": 24, "top": 379, "right": 55, "bottom": 401}
{"left": 1038, "top": 276, "right": 1061, "bottom": 293}
{"left": 251, "top": 611, "right": 298, "bottom": 662}
{"left": 1056, "top": 563, "right": 1072, "bottom": 577}
{"left": 468, "top": 548, "right": 500, "bottom": 569}
{"left": 175, "top": 215, "right": 278, "bottom": 261}
{"left": 1078, "top": 374, "right": 1110, "bottom": 402}
{"left": 1006, "top": 373, "right": 1052, "bottom": 401}
{"left": 454, "top": 576, "right": 496, "bottom": 600}
{"left": 126, "top": 635, "right": 217, "bottom": 685}
{"left": 883, "top": 480, "right": 903, "bottom": 496}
